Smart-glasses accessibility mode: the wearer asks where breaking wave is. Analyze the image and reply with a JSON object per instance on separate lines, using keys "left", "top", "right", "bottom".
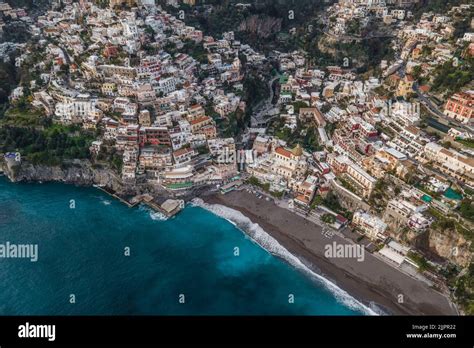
{"left": 92, "top": 195, "right": 113, "bottom": 206}
{"left": 139, "top": 205, "right": 168, "bottom": 221}
{"left": 191, "top": 198, "right": 379, "bottom": 316}
{"left": 100, "top": 198, "right": 112, "bottom": 206}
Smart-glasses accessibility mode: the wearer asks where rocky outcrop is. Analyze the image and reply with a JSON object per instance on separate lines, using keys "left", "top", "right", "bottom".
{"left": 429, "top": 228, "right": 472, "bottom": 267}
{"left": 330, "top": 179, "right": 371, "bottom": 211}
{"left": 317, "top": 33, "right": 368, "bottom": 70}
{"left": 238, "top": 15, "right": 282, "bottom": 39}
{"left": 318, "top": 34, "right": 338, "bottom": 56}
{"left": 1, "top": 159, "right": 123, "bottom": 193}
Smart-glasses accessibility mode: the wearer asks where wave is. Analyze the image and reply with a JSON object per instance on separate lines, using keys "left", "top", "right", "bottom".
{"left": 138, "top": 205, "right": 168, "bottom": 221}
{"left": 191, "top": 198, "right": 380, "bottom": 316}
{"left": 369, "top": 301, "right": 390, "bottom": 316}
{"left": 92, "top": 195, "right": 112, "bottom": 206}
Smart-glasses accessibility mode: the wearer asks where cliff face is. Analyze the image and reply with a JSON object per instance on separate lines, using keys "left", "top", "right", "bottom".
{"left": 317, "top": 34, "right": 367, "bottom": 70}
{"left": 2, "top": 159, "right": 123, "bottom": 193}
{"left": 429, "top": 228, "right": 472, "bottom": 268}
{"left": 238, "top": 15, "right": 282, "bottom": 39}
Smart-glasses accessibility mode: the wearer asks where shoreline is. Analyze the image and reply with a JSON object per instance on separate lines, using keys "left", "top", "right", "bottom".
{"left": 0, "top": 172, "right": 457, "bottom": 315}
{"left": 202, "top": 190, "right": 458, "bottom": 315}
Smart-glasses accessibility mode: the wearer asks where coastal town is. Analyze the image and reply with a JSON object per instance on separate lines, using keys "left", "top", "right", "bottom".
{"left": 0, "top": 0, "right": 473, "bottom": 315}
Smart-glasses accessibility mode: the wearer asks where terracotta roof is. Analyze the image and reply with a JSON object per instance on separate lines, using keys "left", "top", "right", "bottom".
{"left": 419, "top": 85, "right": 431, "bottom": 93}
{"left": 440, "top": 148, "right": 452, "bottom": 157}
{"left": 459, "top": 156, "right": 474, "bottom": 167}
{"left": 275, "top": 147, "right": 293, "bottom": 158}
{"left": 405, "top": 125, "right": 420, "bottom": 135}
{"left": 190, "top": 116, "right": 210, "bottom": 125}
{"left": 174, "top": 148, "right": 193, "bottom": 157}
{"left": 389, "top": 74, "right": 401, "bottom": 81}
{"left": 295, "top": 195, "right": 309, "bottom": 203}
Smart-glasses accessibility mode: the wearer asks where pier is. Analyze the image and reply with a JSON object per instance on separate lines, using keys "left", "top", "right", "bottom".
{"left": 140, "top": 194, "right": 185, "bottom": 218}
{"left": 94, "top": 186, "right": 185, "bottom": 218}
{"left": 94, "top": 185, "right": 139, "bottom": 208}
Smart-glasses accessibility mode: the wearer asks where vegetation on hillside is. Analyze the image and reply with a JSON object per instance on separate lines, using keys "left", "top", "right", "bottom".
{"left": 0, "top": 123, "right": 94, "bottom": 166}
{"left": 431, "top": 58, "right": 474, "bottom": 95}
{"left": 412, "top": 0, "right": 471, "bottom": 18}
{"left": 161, "top": 0, "right": 335, "bottom": 53}
{"left": 0, "top": 60, "right": 18, "bottom": 118}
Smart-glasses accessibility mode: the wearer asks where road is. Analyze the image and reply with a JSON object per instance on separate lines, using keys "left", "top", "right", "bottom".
{"left": 395, "top": 49, "right": 468, "bottom": 133}
{"left": 408, "top": 155, "right": 470, "bottom": 189}
{"left": 250, "top": 76, "right": 280, "bottom": 128}
{"left": 323, "top": 30, "right": 395, "bottom": 42}
{"left": 413, "top": 83, "right": 444, "bottom": 118}
{"left": 413, "top": 82, "right": 473, "bottom": 134}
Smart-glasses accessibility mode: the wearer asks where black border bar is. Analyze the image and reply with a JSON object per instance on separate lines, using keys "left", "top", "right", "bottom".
{"left": 0, "top": 316, "right": 472, "bottom": 346}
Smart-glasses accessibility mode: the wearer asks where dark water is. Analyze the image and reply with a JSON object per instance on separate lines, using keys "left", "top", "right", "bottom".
{"left": 0, "top": 177, "right": 364, "bottom": 315}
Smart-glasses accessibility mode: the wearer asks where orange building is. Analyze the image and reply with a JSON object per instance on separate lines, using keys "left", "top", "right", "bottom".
{"left": 444, "top": 91, "right": 474, "bottom": 125}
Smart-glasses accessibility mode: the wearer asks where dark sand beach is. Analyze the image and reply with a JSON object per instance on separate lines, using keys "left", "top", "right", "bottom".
{"left": 204, "top": 190, "right": 458, "bottom": 315}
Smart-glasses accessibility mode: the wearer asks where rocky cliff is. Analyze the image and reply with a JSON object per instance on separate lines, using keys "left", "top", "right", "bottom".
{"left": 429, "top": 228, "right": 472, "bottom": 268}
{"left": 238, "top": 15, "right": 282, "bottom": 39}
{"left": 1, "top": 159, "right": 124, "bottom": 193}
{"left": 317, "top": 34, "right": 367, "bottom": 70}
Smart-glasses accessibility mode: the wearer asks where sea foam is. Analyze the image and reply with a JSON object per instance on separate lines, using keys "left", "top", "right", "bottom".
{"left": 138, "top": 205, "right": 168, "bottom": 221}
{"left": 100, "top": 198, "right": 112, "bottom": 206}
{"left": 191, "top": 198, "right": 380, "bottom": 316}
{"left": 93, "top": 195, "right": 112, "bottom": 206}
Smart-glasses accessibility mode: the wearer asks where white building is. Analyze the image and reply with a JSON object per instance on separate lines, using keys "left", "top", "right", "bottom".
{"left": 55, "top": 95, "right": 97, "bottom": 124}
{"left": 353, "top": 211, "right": 388, "bottom": 240}
{"left": 424, "top": 142, "right": 474, "bottom": 185}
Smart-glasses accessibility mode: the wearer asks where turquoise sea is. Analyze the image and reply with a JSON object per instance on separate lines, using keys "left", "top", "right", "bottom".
{"left": 0, "top": 177, "right": 365, "bottom": 315}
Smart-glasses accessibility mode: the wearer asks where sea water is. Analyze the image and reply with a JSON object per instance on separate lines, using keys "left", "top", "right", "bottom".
{"left": 0, "top": 177, "right": 367, "bottom": 315}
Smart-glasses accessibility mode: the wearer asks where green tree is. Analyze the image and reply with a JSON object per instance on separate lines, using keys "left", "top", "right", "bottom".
{"left": 321, "top": 213, "right": 336, "bottom": 224}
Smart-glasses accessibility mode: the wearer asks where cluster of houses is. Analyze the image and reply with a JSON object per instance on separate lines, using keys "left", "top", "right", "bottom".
{"left": 0, "top": 1, "right": 28, "bottom": 27}
{"left": 236, "top": 1, "right": 474, "bottom": 267}
{"left": 11, "top": 0, "right": 268, "bottom": 192}
{"left": 4, "top": 0, "right": 473, "bottom": 270}
{"left": 326, "top": 0, "right": 420, "bottom": 36}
